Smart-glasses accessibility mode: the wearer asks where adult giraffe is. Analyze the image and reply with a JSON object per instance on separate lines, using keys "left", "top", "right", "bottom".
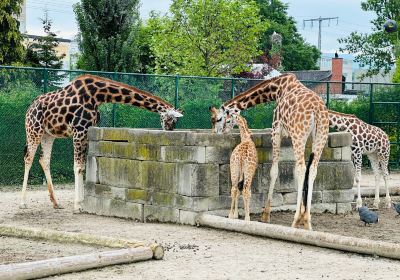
{"left": 22, "top": 74, "right": 183, "bottom": 212}
{"left": 210, "top": 73, "right": 329, "bottom": 230}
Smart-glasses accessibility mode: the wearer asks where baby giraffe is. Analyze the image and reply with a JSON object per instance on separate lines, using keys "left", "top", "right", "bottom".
{"left": 228, "top": 114, "right": 258, "bottom": 221}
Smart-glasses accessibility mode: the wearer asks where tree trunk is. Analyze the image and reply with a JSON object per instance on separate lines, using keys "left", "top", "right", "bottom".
{"left": 196, "top": 213, "right": 400, "bottom": 260}
{"left": 0, "top": 224, "right": 163, "bottom": 260}
{"left": 0, "top": 247, "right": 152, "bottom": 280}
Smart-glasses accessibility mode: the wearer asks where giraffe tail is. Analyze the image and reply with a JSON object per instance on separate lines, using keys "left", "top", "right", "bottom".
{"left": 24, "top": 144, "right": 28, "bottom": 159}
{"left": 238, "top": 165, "right": 244, "bottom": 192}
{"left": 302, "top": 152, "right": 315, "bottom": 211}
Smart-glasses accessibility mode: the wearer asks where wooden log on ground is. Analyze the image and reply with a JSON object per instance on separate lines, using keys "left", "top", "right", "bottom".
{"left": 0, "top": 247, "right": 152, "bottom": 280}
{"left": 196, "top": 213, "right": 400, "bottom": 260}
{"left": 0, "top": 224, "right": 163, "bottom": 260}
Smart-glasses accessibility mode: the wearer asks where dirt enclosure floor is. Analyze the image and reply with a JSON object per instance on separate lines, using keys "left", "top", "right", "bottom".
{"left": 2, "top": 187, "right": 400, "bottom": 280}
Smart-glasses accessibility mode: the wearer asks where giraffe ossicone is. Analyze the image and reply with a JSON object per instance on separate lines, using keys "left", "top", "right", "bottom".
{"left": 21, "top": 74, "right": 183, "bottom": 212}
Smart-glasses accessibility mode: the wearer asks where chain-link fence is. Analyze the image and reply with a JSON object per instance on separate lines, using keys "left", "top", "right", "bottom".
{"left": 1, "top": 65, "right": 400, "bottom": 185}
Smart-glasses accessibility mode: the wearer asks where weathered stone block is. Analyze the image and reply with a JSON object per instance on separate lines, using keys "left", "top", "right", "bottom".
{"left": 179, "top": 210, "right": 198, "bottom": 225}
{"left": 256, "top": 148, "right": 271, "bottom": 163}
{"left": 322, "top": 189, "right": 354, "bottom": 203}
{"left": 144, "top": 205, "right": 179, "bottom": 223}
{"left": 342, "top": 146, "right": 352, "bottom": 161}
{"left": 95, "top": 184, "right": 112, "bottom": 198}
{"left": 282, "top": 191, "right": 322, "bottom": 204}
{"left": 336, "top": 202, "right": 352, "bottom": 214}
{"left": 88, "top": 127, "right": 103, "bottom": 141}
{"left": 264, "top": 162, "right": 297, "bottom": 193}
{"left": 174, "top": 195, "right": 195, "bottom": 210}
{"left": 126, "top": 189, "right": 151, "bottom": 204}
{"left": 84, "top": 182, "right": 96, "bottom": 197}
{"left": 205, "top": 147, "right": 231, "bottom": 164}
{"left": 185, "top": 132, "right": 239, "bottom": 148}
{"left": 138, "top": 130, "right": 187, "bottom": 146}
{"left": 82, "top": 195, "right": 97, "bottom": 214}
{"left": 109, "top": 199, "right": 143, "bottom": 221}
{"left": 161, "top": 146, "right": 206, "bottom": 163}
{"left": 219, "top": 164, "right": 231, "bottom": 196}
{"left": 152, "top": 192, "right": 176, "bottom": 207}
{"left": 328, "top": 132, "right": 352, "bottom": 148}
{"left": 177, "top": 163, "right": 219, "bottom": 197}
{"left": 140, "top": 161, "right": 177, "bottom": 193}
{"left": 111, "top": 187, "right": 126, "bottom": 200}
{"left": 315, "top": 162, "right": 354, "bottom": 191}
{"left": 86, "top": 156, "right": 99, "bottom": 183}
{"left": 311, "top": 203, "right": 337, "bottom": 214}
{"left": 98, "top": 158, "right": 143, "bottom": 189}
{"left": 101, "top": 127, "right": 131, "bottom": 142}
{"left": 280, "top": 147, "right": 295, "bottom": 161}
{"left": 112, "top": 142, "right": 135, "bottom": 159}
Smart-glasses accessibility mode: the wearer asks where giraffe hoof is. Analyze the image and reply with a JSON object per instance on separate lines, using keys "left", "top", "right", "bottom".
{"left": 53, "top": 204, "right": 64, "bottom": 210}
{"left": 19, "top": 203, "right": 28, "bottom": 209}
{"left": 244, "top": 216, "right": 250, "bottom": 222}
{"left": 260, "top": 212, "right": 270, "bottom": 223}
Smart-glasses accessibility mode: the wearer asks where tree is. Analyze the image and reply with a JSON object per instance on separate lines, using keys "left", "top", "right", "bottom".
{"left": 148, "top": 0, "right": 267, "bottom": 77}
{"left": 0, "top": 0, "right": 25, "bottom": 65}
{"left": 253, "top": 0, "right": 320, "bottom": 71}
{"left": 74, "top": 0, "right": 141, "bottom": 72}
{"left": 339, "top": 0, "right": 400, "bottom": 80}
{"left": 25, "top": 13, "right": 66, "bottom": 88}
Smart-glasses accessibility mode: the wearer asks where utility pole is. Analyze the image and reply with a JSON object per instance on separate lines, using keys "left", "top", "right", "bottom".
{"left": 303, "top": 17, "right": 339, "bottom": 68}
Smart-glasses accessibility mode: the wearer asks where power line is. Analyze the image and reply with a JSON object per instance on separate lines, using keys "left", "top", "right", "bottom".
{"left": 303, "top": 16, "right": 339, "bottom": 68}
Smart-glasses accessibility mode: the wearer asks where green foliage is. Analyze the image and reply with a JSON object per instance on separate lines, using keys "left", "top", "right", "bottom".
{"left": 24, "top": 13, "right": 66, "bottom": 88}
{"left": 253, "top": 0, "right": 320, "bottom": 71}
{"left": 74, "top": 0, "right": 141, "bottom": 72}
{"left": 339, "top": 0, "right": 400, "bottom": 79}
{"left": 0, "top": 80, "right": 73, "bottom": 185}
{"left": 148, "top": 0, "right": 267, "bottom": 77}
{"left": 0, "top": 0, "right": 25, "bottom": 64}
{"left": 393, "top": 59, "right": 400, "bottom": 83}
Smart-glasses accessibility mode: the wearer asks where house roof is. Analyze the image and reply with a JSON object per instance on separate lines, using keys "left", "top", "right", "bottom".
{"left": 283, "top": 70, "right": 332, "bottom": 82}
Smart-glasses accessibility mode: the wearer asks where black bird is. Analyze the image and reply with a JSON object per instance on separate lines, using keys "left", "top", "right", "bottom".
{"left": 392, "top": 202, "right": 400, "bottom": 216}
{"left": 358, "top": 205, "right": 379, "bottom": 226}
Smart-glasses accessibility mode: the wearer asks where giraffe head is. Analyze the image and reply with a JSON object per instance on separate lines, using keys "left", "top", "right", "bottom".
{"left": 160, "top": 108, "right": 183, "bottom": 130}
{"left": 209, "top": 105, "right": 239, "bottom": 134}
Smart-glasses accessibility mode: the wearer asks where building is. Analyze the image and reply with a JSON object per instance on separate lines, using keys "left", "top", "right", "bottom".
{"left": 284, "top": 55, "right": 345, "bottom": 94}
{"left": 18, "top": 0, "right": 27, "bottom": 34}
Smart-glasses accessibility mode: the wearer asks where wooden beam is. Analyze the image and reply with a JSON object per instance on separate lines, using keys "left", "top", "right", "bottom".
{"left": 0, "top": 247, "right": 152, "bottom": 280}
{"left": 196, "top": 213, "right": 400, "bottom": 260}
{"left": 0, "top": 224, "right": 163, "bottom": 260}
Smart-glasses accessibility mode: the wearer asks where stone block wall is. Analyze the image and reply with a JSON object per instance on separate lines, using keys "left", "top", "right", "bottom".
{"left": 83, "top": 127, "right": 354, "bottom": 225}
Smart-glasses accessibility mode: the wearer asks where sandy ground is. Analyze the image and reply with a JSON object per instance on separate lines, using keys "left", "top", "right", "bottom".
{"left": 1, "top": 187, "right": 400, "bottom": 280}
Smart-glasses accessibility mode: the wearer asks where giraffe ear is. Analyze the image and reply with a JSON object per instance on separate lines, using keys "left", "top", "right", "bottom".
{"left": 170, "top": 110, "right": 183, "bottom": 118}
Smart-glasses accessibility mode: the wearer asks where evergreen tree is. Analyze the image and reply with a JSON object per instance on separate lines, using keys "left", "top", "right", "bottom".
{"left": 25, "top": 13, "right": 66, "bottom": 88}
{"left": 0, "top": 0, "right": 25, "bottom": 64}
{"left": 74, "top": 0, "right": 141, "bottom": 72}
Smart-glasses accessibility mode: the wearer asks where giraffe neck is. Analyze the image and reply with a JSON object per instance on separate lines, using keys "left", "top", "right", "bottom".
{"left": 236, "top": 116, "right": 252, "bottom": 141}
{"left": 223, "top": 74, "right": 295, "bottom": 112}
{"left": 71, "top": 74, "right": 172, "bottom": 113}
{"left": 328, "top": 110, "right": 357, "bottom": 131}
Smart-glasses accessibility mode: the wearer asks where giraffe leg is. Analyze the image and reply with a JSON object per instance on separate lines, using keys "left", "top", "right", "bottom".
{"left": 73, "top": 135, "right": 88, "bottom": 213}
{"left": 261, "top": 126, "right": 281, "bottom": 223}
{"left": 380, "top": 157, "right": 391, "bottom": 208}
{"left": 368, "top": 154, "right": 381, "bottom": 208}
{"left": 229, "top": 158, "right": 240, "bottom": 219}
{"left": 243, "top": 186, "right": 251, "bottom": 221}
{"left": 291, "top": 161, "right": 306, "bottom": 228}
{"left": 20, "top": 142, "right": 40, "bottom": 209}
{"left": 39, "top": 134, "right": 61, "bottom": 209}
{"left": 353, "top": 153, "right": 363, "bottom": 209}
{"left": 243, "top": 168, "right": 255, "bottom": 221}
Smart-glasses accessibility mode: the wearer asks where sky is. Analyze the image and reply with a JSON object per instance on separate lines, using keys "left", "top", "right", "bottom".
{"left": 25, "top": 0, "right": 376, "bottom": 54}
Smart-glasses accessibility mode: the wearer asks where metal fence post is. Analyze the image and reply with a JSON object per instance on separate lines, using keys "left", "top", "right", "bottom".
{"left": 326, "top": 82, "right": 330, "bottom": 108}
{"left": 231, "top": 79, "right": 235, "bottom": 99}
{"left": 175, "top": 75, "right": 180, "bottom": 108}
{"left": 369, "top": 83, "right": 374, "bottom": 124}
{"left": 112, "top": 72, "right": 117, "bottom": 127}
{"left": 42, "top": 68, "right": 48, "bottom": 93}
